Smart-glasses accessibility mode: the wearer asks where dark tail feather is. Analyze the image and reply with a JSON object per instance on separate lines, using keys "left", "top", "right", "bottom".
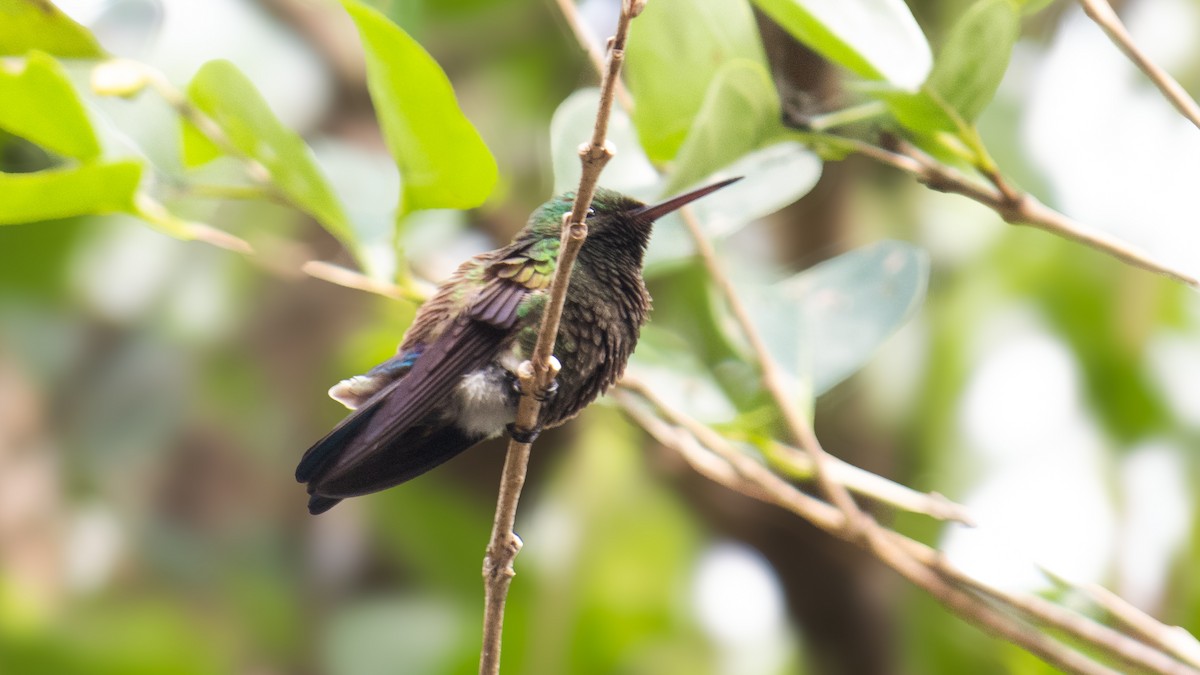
{"left": 296, "top": 399, "right": 385, "bottom": 483}
{"left": 307, "top": 495, "right": 342, "bottom": 515}
{"left": 306, "top": 424, "right": 482, "bottom": 500}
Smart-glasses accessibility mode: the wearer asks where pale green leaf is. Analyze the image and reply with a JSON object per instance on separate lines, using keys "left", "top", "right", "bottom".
{"left": 0, "top": 0, "right": 105, "bottom": 58}
{"left": 0, "top": 51, "right": 100, "bottom": 159}
{"left": 750, "top": 0, "right": 931, "bottom": 90}
{"left": 0, "top": 161, "right": 141, "bottom": 224}
{"left": 627, "top": 326, "right": 737, "bottom": 423}
{"left": 186, "top": 59, "right": 355, "bottom": 253}
{"left": 645, "top": 141, "right": 823, "bottom": 275}
{"left": 341, "top": 0, "right": 496, "bottom": 216}
{"left": 661, "top": 59, "right": 781, "bottom": 196}
{"left": 743, "top": 240, "right": 929, "bottom": 396}
{"left": 625, "top": 0, "right": 767, "bottom": 162}
{"left": 927, "top": 0, "right": 1020, "bottom": 122}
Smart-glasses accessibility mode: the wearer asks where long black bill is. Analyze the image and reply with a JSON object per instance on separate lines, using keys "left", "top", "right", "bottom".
{"left": 631, "top": 176, "right": 743, "bottom": 222}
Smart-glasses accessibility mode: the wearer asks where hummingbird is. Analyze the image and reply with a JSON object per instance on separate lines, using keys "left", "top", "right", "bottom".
{"left": 295, "top": 177, "right": 740, "bottom": 514}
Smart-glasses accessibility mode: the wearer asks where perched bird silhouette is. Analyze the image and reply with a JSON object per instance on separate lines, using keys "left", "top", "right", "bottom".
{"left": 296, "top": 178, "right": 740, "bottom": 514}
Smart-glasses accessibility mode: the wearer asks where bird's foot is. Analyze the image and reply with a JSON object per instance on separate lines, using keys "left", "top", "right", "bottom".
{"left": 505, "top": 368, "right": 559, "bottom": 403}
{"left": 534, "top": 378, "right": 558, "bottom": 403}
{"left": 506, "top": 423, "right": 540, "bottom": 444}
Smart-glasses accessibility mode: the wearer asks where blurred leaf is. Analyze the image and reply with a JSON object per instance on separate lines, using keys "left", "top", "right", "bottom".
{"left": 625, "top": 0, "right": 767, "bottom": 162}
{"left": 861, "top": 0, "right": 1018, "bottom": 162}
{"left": 0, "top": 0, "right": 105, "bottom": 58}
{"left": 550, "top": 88, "right": 659, "bottom": 200}
{"left": 538, "top": 409, "right": 714, "bottom": 675}
{"left": 750, "top": 0, "right": 932, "bottom": 90}
{"left": 341, "top": 0, "right": 497, "bottom": 216}
{"left": 745, "top": 240, "right": 930, "bottom": 396}
{"left": 0, "top": 51, "right": 100, "bottom": 159}
{"left": 661, "top": 59, "right": 780, "bottom": 196}
{"left": 178, "top": 119, "right": 221, "bottom": 168}
{"left": 927, "top": 0, "right": 1020, "bottom": 123}
{"left": 645, "top": 141, "right": 823, "bottom": 273}
{"left": 0, "top": 161, "right": 141, "bottom": 224}
{"left": 626, "top": 326, "right": 737, "bottom": 423}
{"left": 0, "top": 601, "right": 225, "bottom": 675}
{"left": 186, "top": 60, "right": 355, "bottom": 254}
{"left": 323, "top": 596, "right": 467, "bottom": 675}
{"left": 1017, "top": 0, "right": 1057, "bottom": 14}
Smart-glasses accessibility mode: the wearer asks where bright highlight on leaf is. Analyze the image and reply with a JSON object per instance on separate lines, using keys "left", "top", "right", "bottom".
{"left": 0, "top": 161, "right": 141, "bottom": 225}
{"left": 185, "top": 60, "right": 355, "bottom": 256}
{"left": 0, "top": 0, "right": 106, "bottom": 58}
{"left": 341, "top": 0, "right": 497, "bottom": 217}
{"left": 751, "top": 0, "right": 932, "bottom": 90}
{"left": 0, "top": 51, "right": 100, "bottom": 160}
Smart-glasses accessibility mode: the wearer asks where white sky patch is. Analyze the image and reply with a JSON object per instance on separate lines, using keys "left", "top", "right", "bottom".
{"left": 1146, "top": 333, "right": 1200, "bottom": 428}
{"left": 1116, "top": 442, "right": 1192, "bottom": 610}
{"left": 65, "top": 504, "right": 123, "bottom": 593}
{"left": 693, "top": 542, "right": 793, "bottom": 675}
{"left": 71, "top": 222, "right": 183, "bottom": 322}
{"left": 945, "top": 329, "right": 1116, "bottom": 592}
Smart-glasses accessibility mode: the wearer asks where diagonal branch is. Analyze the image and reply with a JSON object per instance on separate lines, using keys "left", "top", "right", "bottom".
{"left": 614, "top": 386, "right": 1200, "bottom": 675}
{"left": 844, "top": 136, "right": 1200, "bottom": 288}
{"left": 1077, "top": 0, "right": 1200, "bottom": 132}
{"left": 478, "top": 2, "right": 641, "bottom": 673}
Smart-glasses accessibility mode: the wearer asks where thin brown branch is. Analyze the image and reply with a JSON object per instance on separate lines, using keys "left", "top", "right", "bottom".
{"left": 618, "top": 377, "right": 973, "bottom": 525}
{"left": 926, "top": 564, "right": 1200, "bottom": 675}
{"left": 478, "top": 3, "right": 637, "bottom": 673}
{"left": 676, "top": 206, "right": 869, "bottom": 529}
{"left": 1077, "top": 0, "right": 1200, "bottom": 132}
{"left": 300, "top": 261, "right": 425, "bottom": 303}
{"left": 614, "top": 386, "right": 1200, "bottom": 675}
{"left": 551, "top": 0, "right": 634, "bottom": 111}
{"left": 613, "top": 390, "right": 1112, "bottom": 673}
{"left": 875, "top": 138, "right": 1200, "bottom": 288}
{"left": 1077, "top": 581, "right": 1200, "bottom": 670}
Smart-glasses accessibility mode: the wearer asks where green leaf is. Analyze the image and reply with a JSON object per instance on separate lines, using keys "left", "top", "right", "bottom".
{"left": 186, "top": 59, "right": 355, "bottom": 253}
{"left": 341, "top": 0, "right": 496, "bottom": 215}
{"left": 625, "top": 0, "right": 767, "bottom": 162}
{"left": 742, "top": 240, "right": 929, "bottom": 396}
{"left": 750, "top": 0, "right": 931, "bottom": 90}
{"left": 927, "top": 0, "right": 1020, "bottom": 122}
{"left": 661, "top": 60, "right": 781, "bottom": 196}
{"left": 645, "top": 141, "right": 823, "bottom": 274}
{"left": 0, "top": 0, "right": 105, "bottom": 58}
{"left": 627, "top": 326, "right": 737, "bottom": 423}
{"left": 0, "top": 51, "right": 100, "bottom": 159}
{"left": 550, "top": 88, "right": 659, "bottom": 200}
{"left": 0, "top": 161, "right": 141, "bottom": 224}
{"left": 179, "top": 118, "right": 221, "bottom": 168}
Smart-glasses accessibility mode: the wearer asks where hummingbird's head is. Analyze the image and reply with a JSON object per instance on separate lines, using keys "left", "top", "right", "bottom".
{"left": 529, "top": 177, "right": 742, "bottom": 254}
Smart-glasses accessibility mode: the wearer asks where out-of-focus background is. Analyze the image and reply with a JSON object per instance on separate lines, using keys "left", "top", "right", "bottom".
{"left": 2, "top": 0, "right": 1199, "bottom": 673}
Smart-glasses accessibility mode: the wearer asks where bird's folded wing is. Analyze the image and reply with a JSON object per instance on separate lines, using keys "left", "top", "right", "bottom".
{"left": 295, "top": 279, "right": 532, "bottom": 484}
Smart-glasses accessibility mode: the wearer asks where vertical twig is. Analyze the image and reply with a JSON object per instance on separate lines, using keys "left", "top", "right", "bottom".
{"left": 478, "top": 3, "right": 641, "bottom": 673}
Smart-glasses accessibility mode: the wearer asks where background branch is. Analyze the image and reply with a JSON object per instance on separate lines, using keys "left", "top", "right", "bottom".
{"left": 837, "top": 135, "right": 1199, "bottom": 288}
{"left": 1077, "top": 0, "right": 1200, "bottom": 132}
